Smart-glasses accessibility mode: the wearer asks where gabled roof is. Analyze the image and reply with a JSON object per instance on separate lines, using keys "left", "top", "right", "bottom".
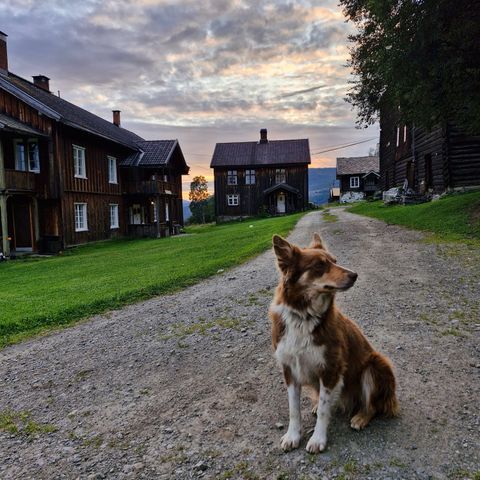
{"left": 0, "top": 112, "right": 49, "bottom": 136}
{"left": 120, "top": 140, "right": 189, "bottom": 173}
{"left": 210, "top": 139, "right": 310, "bottom": 167}
{"left": 336, "top": 155, "right": 379, "bottom": 176}
{"left": 0, "top": 73, "right": 143, "bottom": 148}
{"left": 263, "top": 183, "right": 301, "bottom": 196}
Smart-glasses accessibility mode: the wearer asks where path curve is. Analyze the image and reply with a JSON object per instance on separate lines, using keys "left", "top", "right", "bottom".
{"left": 0, "top": 210, "right": 479, "bottom": 479}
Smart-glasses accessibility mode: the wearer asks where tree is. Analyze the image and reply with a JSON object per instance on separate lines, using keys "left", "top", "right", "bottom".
{"left": 189, "top": 176, "right": 211, "bottom": 223}
{"left": 340, "top": 0, "right": 480, "bottom": 133}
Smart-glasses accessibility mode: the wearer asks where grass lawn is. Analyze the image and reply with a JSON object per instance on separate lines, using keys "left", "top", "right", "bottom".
{"left": 0, "top": 213, "right": 305, "bottom": 347}
{"left": 348, "top": 190, "right": 480, "bottom": 242}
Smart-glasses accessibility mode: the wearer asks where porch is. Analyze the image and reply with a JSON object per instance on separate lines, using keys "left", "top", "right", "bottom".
{"left": 263, "top": 183, "right": 302, "bottom": 215}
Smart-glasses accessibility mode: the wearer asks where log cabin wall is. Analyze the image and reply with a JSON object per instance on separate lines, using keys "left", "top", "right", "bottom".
{"left": 214, "top": 165, "right": 308, "bottom": 217}
{"left": 447, "top": 125, "right": 480, "bottom": 188}
{"left": 58, "top": 125, "right": 135, "bottom": 246}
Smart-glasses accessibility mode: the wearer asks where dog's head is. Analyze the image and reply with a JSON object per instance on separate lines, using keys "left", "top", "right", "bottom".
{"left": 272, "top": 233, "right": 357, "bottom": 309}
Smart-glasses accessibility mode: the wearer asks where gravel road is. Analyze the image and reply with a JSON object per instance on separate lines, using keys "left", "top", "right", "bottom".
{"left": 0, "top": 209, "right": 479, "bottom": 480}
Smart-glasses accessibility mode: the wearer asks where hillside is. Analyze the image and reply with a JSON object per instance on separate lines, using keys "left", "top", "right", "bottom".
{"left": 308, "top": 167, "right": 338, "bottom": 205}
{"left": 349, "top": 190, "right": 480, "bottom": 242}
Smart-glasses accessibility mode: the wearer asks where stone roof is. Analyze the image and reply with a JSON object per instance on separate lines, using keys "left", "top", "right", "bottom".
{"left": 210, "top": 139, "right": 310, "bottom": 167}
{"left": 336, "top": 155, "right": 379, "bottom": 175}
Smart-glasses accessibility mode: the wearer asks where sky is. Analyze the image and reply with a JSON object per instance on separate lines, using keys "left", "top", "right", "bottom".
{"left": 0, "top": 0, "right": 379, "bottom": 194}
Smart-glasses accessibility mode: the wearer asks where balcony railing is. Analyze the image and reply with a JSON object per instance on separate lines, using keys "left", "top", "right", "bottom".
{"left": 4, "top": 169, "right": 36, "bottom": 191}
{"left": 123, "top": 179, "right": 178, "bottom": 196}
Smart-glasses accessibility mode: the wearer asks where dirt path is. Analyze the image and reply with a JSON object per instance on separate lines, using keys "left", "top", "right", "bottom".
{"left": 1, "top": 209, "right": 479, "bottom": 480}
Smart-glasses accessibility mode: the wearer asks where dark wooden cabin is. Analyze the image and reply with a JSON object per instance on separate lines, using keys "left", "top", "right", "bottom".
{"left": 379, "top": 106, "right": 480, "bottom": 193}
{"left": 336, "top": 155, "right": 379, "bottom": 202}
{"left": 210, "top": 129, "right": 310, "bottom": 220}
{"left": 0, "top": 32, "right": 189, "bottom": 257}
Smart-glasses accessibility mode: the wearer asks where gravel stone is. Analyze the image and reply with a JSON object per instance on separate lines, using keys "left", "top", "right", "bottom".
{"left": 0, "top": 210, "right": 478, "bottom": 479}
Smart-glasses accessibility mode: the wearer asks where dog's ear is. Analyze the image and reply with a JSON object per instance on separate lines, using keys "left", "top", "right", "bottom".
{"left": 309, "top": 232, "right": 324, "bottom": 250}
{"left": 272, "top": 235, "right": 297, "bottom": 273}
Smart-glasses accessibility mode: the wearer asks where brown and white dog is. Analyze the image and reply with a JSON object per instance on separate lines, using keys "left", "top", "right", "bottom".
{"left": 269, "top": 233, "right": 398, "bottom": 453}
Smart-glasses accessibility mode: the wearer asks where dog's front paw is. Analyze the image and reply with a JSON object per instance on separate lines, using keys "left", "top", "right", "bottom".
{"left": 305, "top": 434, "right": 327, "bottom": 453}
{"left": 281, "top": 430, "right": 301, "bottom": 451}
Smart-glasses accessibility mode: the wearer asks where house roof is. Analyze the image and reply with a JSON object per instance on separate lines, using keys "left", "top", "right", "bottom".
{"left": 0, "top": 112, "right": 49, "bottom": 136}
{"left": 0, "top": 72, "right": 144, "bottom": 148}
{"left": 336, "top": 155, "right": 379, "bottom": 176}
{"left": 210, "top": 139, "right": 310, "bottom": 167}
{"left": 120, "top": 140, "right": 189, "bottom": 173}
{"left": 263, "top": 183, "right": 301, "bottom": 196}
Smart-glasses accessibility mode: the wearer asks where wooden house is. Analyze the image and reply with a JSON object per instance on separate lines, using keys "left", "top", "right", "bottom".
{"left": 379, "top": 107, "right": 480, "bottom": 193}
{"left": 210, "top": 129, "right": 310, "bottom": 220}
{"left": 336, "top": 155, "right": 379, "bottom": 203}
{"left": 0, "top": 32, "right": 189, "bottom": 257}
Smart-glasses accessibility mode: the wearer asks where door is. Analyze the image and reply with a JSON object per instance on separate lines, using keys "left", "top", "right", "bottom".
{"left": 8, "top": 197, "right": 34, "bottom": 251}
{"left": 130, "top": 204, "right": 144, "bottom": 224}
{"left": 277, "top": 193, "right": 286, "bottom": 214}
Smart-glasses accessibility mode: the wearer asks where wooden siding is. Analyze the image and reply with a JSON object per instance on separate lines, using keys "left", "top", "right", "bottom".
{"left": 447, "top": 125, "right": 480, "bottom": 188}
{"left": 214, "top": 165, "right": 308, "bottom": 217}
{"left": 0, "top": 89, "right": 53, "bottom": 135}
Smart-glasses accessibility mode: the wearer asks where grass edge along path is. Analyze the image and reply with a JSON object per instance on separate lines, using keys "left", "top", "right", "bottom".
{"left": 347, "top": 190, "right": 480, "bottom": 245}
{"left": 0, "top": 213, "right": 305, "bottom": 348}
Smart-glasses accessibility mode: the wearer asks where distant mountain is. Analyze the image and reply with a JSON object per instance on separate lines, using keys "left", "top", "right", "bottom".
{"left": 308, "top": 168, "right": 338, "bottom": 205}
{"left": 183, "top": 200, "right": 191, "bottom": 221}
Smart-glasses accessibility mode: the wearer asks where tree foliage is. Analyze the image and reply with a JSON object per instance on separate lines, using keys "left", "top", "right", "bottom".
{"left": 188, "top": 176, "right": 209, "bottom": 203}
{"left": 340, "top": 0, "right": 480, "bottom": 133}
{"left": 188, "top": 176, "right": 213, "bottom": 223}
{"left": 189, "top": 195, "right": 215, "bottom": 224}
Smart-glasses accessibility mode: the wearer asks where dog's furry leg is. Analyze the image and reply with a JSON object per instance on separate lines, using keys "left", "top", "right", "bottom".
{"left": 306, "top": 377, "right": 343, "bottom": 453}
{"left": 281, "top": 381, "right": 302, "bottom": 451}
{"left": 304, "top": 385, "right": 319, "bottom": 415}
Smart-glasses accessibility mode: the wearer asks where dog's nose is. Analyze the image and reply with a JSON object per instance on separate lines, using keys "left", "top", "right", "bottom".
{"left": 349, "top": 272, "right": 358, "bottom": 282}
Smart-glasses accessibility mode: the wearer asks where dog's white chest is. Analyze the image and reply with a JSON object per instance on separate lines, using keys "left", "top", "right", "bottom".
{"left": 274, "top": 307, "right": 326, "bottom": 385}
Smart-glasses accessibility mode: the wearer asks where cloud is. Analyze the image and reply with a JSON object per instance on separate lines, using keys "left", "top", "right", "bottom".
{"left": 0, "top": 0, "right": 378, "bottom": 179}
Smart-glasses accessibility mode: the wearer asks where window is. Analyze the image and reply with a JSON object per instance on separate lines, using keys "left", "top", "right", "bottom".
{"left": 109, "top": 204, "right": 119, "bottom": 229}
{"left": 245, "top": 169, "right": 256, "bottom": 185}
{"left": 14, "top": 139, "right": 40, "bottom": 172}
{"left": 350, "top": 176, "right": 360, "bottom": 188}
{"left": 227, "top": 194, "right": 239, "bottom": 206}
{"left": 73, "top": 145, "right": 86, "bottom": 178}
{"left": 165, "top": 201, "right": 170, "bottom": 222}
{"left": 403, "top": 125, "right": 407, "bottom": 143}
{"left": 108, "top": 156, "right": 117, "bottom": 184}
{"left": 74, "top": 203, "right": 88, "bottom": 231}
{"left": 227, "top": 170, "right": 237, "bottom": 185}
{"left": 276, "top": 168, "right": 286, "bottom": 183}
{"left": 396, "top": 127, "right": 400, "bottom": 147}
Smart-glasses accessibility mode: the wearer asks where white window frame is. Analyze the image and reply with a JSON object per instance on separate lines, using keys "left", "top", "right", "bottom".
{"left": 109, "top": 204, "right": 119, "bottom": 229}
{"left": 108, "top": 156, "right": 117, "bottom": 184}
{"left": 74, "top": 202, "right": 88, "bottom": 232}
{"left": 14, "top": 138, "right": 40, "bottom": 173}
{"left": 245, "top": 169, "right": 256, "bottom": 185}
{"left": 350, "top": 176, "right": 360, "bottom": 188}
{"left": 73, "top": 145, "right": 86, "bottom": 179}
{"left": 227, "top": 170, "right": 237, "bottom": 185}
{"left": 227, "top": 194, "right": 239, "bottom": 206}
{"left": 275, "top": 168, "right": 286, "bottom": 184}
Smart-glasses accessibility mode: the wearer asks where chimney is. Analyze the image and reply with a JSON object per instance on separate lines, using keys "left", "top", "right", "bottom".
{"left": 112, "top": 110, "right": 121, "bottom": 127}
{"left": 33, "top": 75, "right": 50, "bottom": 92}
{"left": 259, "top": 128, "right": 268, "bottom": 144}
{"left": 0, "top": 31, "right": 8, "bottom": 74}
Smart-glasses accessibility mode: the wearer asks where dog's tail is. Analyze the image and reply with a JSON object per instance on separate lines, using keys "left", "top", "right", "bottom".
{"left": 364, "top": 351, "right": 399, "bottom": 418}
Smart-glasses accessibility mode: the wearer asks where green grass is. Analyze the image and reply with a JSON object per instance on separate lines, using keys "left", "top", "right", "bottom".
{"left": 0, "top": 410, "right": 57, "bottom": 437}
{"left": 348, "top": 190, "right": 480, "bottom": 243}
{"left": 0, "top": 213, "right": 304, "bottom": 347}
